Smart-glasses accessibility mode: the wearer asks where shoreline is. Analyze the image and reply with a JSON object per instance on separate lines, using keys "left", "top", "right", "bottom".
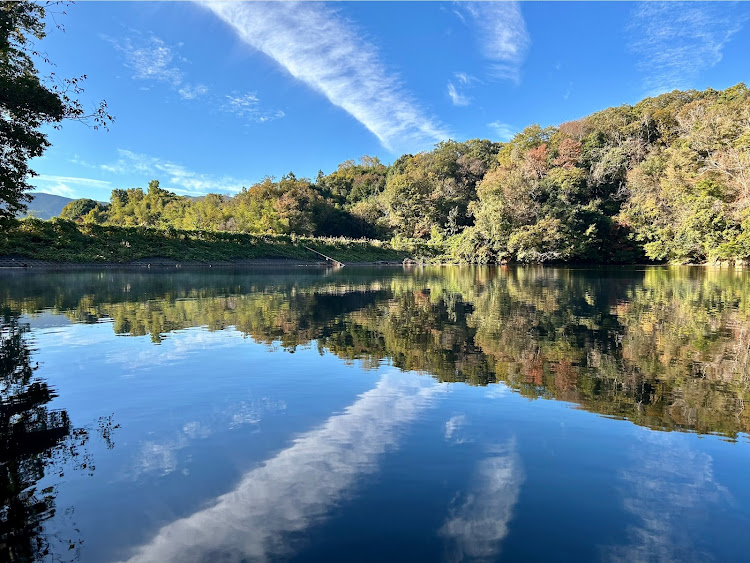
{"left": 0, "top": 255, "right": 410, "bottom": 270}
{"left": 1, "top": 256, "right": 745, "bottom": 272}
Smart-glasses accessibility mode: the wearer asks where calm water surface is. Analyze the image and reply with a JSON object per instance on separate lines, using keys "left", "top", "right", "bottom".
{"left": 1, "top": 266, "right": 749, "bottom": 562}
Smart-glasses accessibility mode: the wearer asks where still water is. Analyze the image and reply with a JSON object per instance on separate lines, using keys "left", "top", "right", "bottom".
{"left": 1, "top": 266, "right": 749, "bottom": 562}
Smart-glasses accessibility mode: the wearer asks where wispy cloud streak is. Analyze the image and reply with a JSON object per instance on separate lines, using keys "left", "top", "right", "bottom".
{"left": 200, "top": 1, "right": 447, "bottom": 151}
{"left": 177, "top": 83, "right": 209, "bottom": 100}
{"left": 109, "top": 31, "right": 285, "bottom": 119}
{"left": 31, "top": 175, "right": 112, "bottom": 198}
{"left": 628, "top": 2, "right": 746, "bottom": 94}
{"left": 446, "top": 72, "right": 477, "bottom": 107}
{"left": 458, "top": 1, "right": 530, "bottom": 83}
{"left": 113, "top": 34, "right": 185, "bottom": 86}
{"left": 223, "top": 93, "right": 285, "bottom": 123}
{"left": 488, "top": 121, "right": 516, "bottom": 142}
{"left": 108, "top": 32, "right": 208, "bottom": 100}
{"left": 102, "top": 149, "right": 251, "bottom": 195}
{"left": 447, "top": 83, "right": 469, "bottom": 107}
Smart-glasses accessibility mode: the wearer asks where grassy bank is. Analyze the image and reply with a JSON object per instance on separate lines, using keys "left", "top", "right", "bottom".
{"left": 0, "top": 218, "right": 413, "bottom": 264}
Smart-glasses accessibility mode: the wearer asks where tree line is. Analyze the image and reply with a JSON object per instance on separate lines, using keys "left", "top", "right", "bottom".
{"left": 58, "top": 84, "right": 750, "bottom": 264}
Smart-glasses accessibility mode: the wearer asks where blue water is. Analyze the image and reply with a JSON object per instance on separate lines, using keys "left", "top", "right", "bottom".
{"left": 1, "top": 266, "right": 749, "bottom": 562}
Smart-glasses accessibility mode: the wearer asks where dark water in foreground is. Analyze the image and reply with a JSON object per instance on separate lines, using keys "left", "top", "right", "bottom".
{"left": 1, "top": 266, "right": 749, "bottom": 562}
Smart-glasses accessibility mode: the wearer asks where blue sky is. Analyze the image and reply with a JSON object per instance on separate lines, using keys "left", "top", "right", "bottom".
{"left": 31, "top": 1, "right": 750, "bottom": 201}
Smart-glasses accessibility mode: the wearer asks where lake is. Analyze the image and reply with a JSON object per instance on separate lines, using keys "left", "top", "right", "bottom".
{"left": 1, "top": 265, "right": 749, "bottom": 562}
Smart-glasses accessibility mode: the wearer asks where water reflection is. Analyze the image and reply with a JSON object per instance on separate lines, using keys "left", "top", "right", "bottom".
{"left": 1, "top": 266, "right": 749, "bottom": 561}
{"left": 440, "top": 440, "right": 523, "bottom": 562}
{"left": 123, "top": 372, "right": 442, "bottom": 562}
{"left": 604, "top": 433, "right": 730, "bottom": 562}
{"left": 0, "top": 313, "right": 114, "bottom": 561}
{"left": 129, "top": 393, "right": 286, "bottom": 480}
{"left": 3, "top": 266, "right": 749, "bottom": 437}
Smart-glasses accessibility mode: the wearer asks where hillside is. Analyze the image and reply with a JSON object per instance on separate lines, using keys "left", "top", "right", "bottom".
{"left": 24, "top": 193, "right": 74, "bottom": 220}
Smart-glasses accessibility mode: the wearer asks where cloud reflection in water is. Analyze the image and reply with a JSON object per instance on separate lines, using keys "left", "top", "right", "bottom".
{"left": 440, "top": 439, "right": 524, "bottom": 562}
{"left": 123, "top": 371, "right": 443, "bottom": 562}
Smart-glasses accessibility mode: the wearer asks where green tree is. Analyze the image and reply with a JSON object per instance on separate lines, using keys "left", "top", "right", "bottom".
{"left": 59, "top": 198, "right": 101, "bottom": 221}
{"left": 0, "top": 1, "right": 110, "bottom": 225}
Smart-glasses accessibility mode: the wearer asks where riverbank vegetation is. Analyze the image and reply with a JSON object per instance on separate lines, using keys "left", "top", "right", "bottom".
{"left": 41, "top": 83, "right": 750, "bottom": 265}
{"left": 0, "top": 218, "right": 409, "bottom": 264}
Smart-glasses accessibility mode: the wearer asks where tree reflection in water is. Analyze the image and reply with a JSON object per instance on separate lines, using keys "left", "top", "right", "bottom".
{"left": 4, "top": 266, "right": 747, "bottom": 437}
{"left": 0, "top": 312, "right": 116, "bottom": 562}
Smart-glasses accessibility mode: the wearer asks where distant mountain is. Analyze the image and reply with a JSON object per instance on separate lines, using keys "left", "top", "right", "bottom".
{"left": 24, "top": 193, "right": 74, "bottom": 220}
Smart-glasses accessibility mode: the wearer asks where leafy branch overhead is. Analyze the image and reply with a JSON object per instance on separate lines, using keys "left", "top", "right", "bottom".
{"left": 0, "top": 1, "right": 111, "bottom": 224}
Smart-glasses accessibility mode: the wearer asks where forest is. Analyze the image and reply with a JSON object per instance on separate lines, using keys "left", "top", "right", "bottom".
{"left": 49, "top": 83, "right": 750, "bottom": 265}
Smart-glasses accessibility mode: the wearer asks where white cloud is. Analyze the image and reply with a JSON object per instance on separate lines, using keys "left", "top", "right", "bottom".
{"left": 34, "top": 323, "right": 115, "bottom": 349}
{"left": 628, "top": 2, "right": 746, "bottom": 95}
{"left": 452, "top": 7, "right": 467, "bottom": 26}
{"left": 134, "top": 439, "right": 182, "bottom": 477}
{"left": 223, "top": 92, "right": 285, "bottom": 123}
{"left": 101, "top": 149, "right": 252, "bottom": 195}
{"left": 488, "top": 121, "right": 516, "bottom": 142}
{"left": 31, "top": 175, "right": 112, "bottom": 198}
{"left": 127, "top": 394, "right": 286, "bottom": 480}
{"left": 108, "top": 33, "right": 209, "bottom": 103}
{"left": 111, "top": 34, "right": 185, "bottom": 86}
{"left": 457, "top": 1, "right": 530, "bottom": 83}
{"left": 454, "top": 72, "right": 472, "bottom": 85}
{"left": 108, "top": 31, "right": 288, "bottom": 123}
{"left": 199, "top": 1, "right": 448, "bottom": 152}
{"left": 444, "top": 414, "right": 467, "bottom": 440}
{"left": 178, "top": 83, "right": 209, "bottom": 100}
{"left": 447, "top": 83, "right": 470, "bottom": 106}
{"left": 447, "top": 72, "right": 481, "bottom": 107}
{"left": 105, "top": 327, "right": 248, "bottom": 370}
